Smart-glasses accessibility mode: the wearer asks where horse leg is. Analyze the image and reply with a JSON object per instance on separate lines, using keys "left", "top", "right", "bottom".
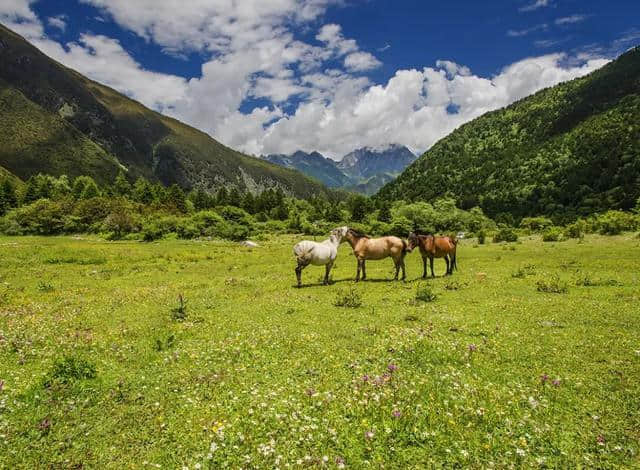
{"left": 422, "top": 256, "right": 427, "bottom": 279}
{"left": 355, "top": 259, "right": 362, "bottom": 282}
{"left": 393, "top": 259, "right": 400, "bottom": 281}
{"left": 362, "top": 260, "right": 367, "bottom": 281}
{"left": 430, "top": 257, "right": 435, "bottom": 278}
{"left": 445, "top": 255, "right": 450, "bottom": 276}
{"left": 295, "top": 261, "right": 306, "bottom": 287}
{"left": 324, "top": 261, "right": 333, "bottom": 285}
{"left": 401, "top": 256, "right": 406, "bottom": 281}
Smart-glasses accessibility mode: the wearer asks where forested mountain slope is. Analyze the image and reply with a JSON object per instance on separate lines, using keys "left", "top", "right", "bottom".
{"left": 377, "top": 47, "right": 640, "bottom": 219}
{"left": 0, "top": 24, "right": 330, "bottom": 197}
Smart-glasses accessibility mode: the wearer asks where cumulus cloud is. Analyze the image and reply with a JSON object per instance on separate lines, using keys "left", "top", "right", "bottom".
{"left": 0, "top": 0, "right": 612, "bottom": 161}
{"left": 344, "top": 51, "right": 382, "bottom": 72}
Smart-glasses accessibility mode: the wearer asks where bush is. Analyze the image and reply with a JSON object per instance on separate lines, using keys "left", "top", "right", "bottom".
{"left": 493, "top": 227, "right": 518, "bottom": 243}
{"left": 542, "top": 227, "right": 563, "bottom": 242}
{"left": 595, "top": 210, "right": 638, "bottom": 235}
{"left": 520, "top": 217, "right": 553, "bottom": 232}
{"left": 44, "top": 355, "right": 97, "bottom": 387}
{"left": 415, "top": 284, "right": 437, "bottom": 302}
{"left": 2, "top": 199, "right": 68, "bottom": 235}
{"left": 334, "top": 288, "right": 362, "bottom": 308}
{"left": 564, "top": 219, "right": 586, "bottom": 239}
{"left": 536, "top": 275, "right": 568, "bottom": 294}
{"left": 477, "top": 230, "right": 486, "bottom": 244}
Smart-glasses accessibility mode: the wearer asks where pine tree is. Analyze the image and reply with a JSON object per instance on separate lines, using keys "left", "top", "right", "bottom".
{"left": 133, "top": 178, "right": 154, "bottom": 205}
{"left": 22, "top": 177, "right": 40, "bottom": 205}
{"left": 167, "top": 184, "right": 187, "bottom": 212}
{"left": 228, "top": 187, "right": 241, "bottom": 207}
{"left": 215, "top": 187, "right": 228, "bottom": 206}
{"left": 241, "top": 192, "right": 256, "bottom": 214}
{"left": 377, "top": 201, "right": 392, "bottom": 223}
{"left": 80, "top": 178, "right": 100, "bottom": 199}
{"left": 113, "top": 171, "right": 132, "bottom": 197}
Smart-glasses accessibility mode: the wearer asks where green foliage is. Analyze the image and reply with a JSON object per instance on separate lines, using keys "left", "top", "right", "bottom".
{"left": 594, "top": 210, "right": 638, "bottom": 235}
{"left": 2, "top": 199, "right": 67, "bottom": 235}
{"left": 378, "top": 47, "right": 640, "bottom": 218}
{"left": 492, "top": 227, "right": 518, "bottom": 243}
{"left": 564, "top": 219, "right": 587, "bottom": 239}
{"left": 542, "top": 227, "right": 564, "bottom": 242}
{"left": 476, "top": 230, "right": 486, "bottom": 244}
{"left": 43, "top": 355, "right": 97, "bottom": 387}
{"left": 333, "top": 288, "right": 363, "bottom": 308}
{"left": 536, "top": 275, "right": 568, "bottom": 294}
{"left": 520, "top": 217, "right": 553, "bottom": 232}
{"left": 415, "top": 284, "right": 437, "bottom": 302}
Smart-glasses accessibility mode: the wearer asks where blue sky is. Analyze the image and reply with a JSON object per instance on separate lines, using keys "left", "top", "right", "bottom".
{"left": 1, "top": 0, "right": 638, "bottom": 158}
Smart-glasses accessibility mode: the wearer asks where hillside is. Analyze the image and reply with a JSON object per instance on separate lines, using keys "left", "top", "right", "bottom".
{"left": 377, "top": 47, "right": 640, "bottom": 219}
{"left": 0, "top": 24, "right": 329, "bottom": 198}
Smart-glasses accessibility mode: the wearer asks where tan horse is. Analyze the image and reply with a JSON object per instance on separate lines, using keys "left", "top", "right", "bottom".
{"left": 343, "top": 228, "right": 408, "bottom": 281}
{"left": 407, "top": 232, "right": 458, "bottom": 278}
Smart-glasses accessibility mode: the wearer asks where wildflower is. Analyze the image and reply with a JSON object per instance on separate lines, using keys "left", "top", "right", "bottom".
{"left": 387, "top": 363, "right": 398, "bottom": 373}
{"left": 361, "top": 375, "right": 369, "bottom": 382}
{"left": 365, "top": 430, "right": 375, "bottom": 440}
{"left": 38, "top": 418, "right": 51, "bottom": 433}
{"left": 305, "top": 388, "right": 316, "bottom": 397}
{"left": 597, "top": 435, "right": 605, "bottom": 446}
{"left": 468, "top": 344, "right": 477, "bottom": 353}
{"left": 335, "top": 456, "right": 346, "bottom": 468}
{"left": 552, "top": 378, "right": 561, "bottom": 387}
{"left": 516, "top": 448, "right": 526, "bottom": 457}
{"left": 540, "top": 373, "right": 549, "bottom": 383}
{"left": 392, "top": 409, "right": 402, "bottom": 419}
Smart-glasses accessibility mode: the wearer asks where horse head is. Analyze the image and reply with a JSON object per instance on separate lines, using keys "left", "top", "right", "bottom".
{"left": 407, "top": 232, "right": 419, "bottom": 251}
{"left": 330, "top": 226, "right": 349, "bottom": 243}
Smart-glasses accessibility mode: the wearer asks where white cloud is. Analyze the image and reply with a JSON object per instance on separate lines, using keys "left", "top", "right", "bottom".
{"left": 47, "top": 14, "right": 67, "bottom": 31}
{"left": 344, "top": 51, "right": 382, "bottom": 72}
{"left": 0, "top": 0, "right": 612, "bottom": 162}
{"left": 555, "top": 14, "right": 588, "bottom": 25}
{"left": 507, "top": 23, "right": 548, "bottom": 37}
{"left": 520, "top": 0, "right": 551, "bottom": 12}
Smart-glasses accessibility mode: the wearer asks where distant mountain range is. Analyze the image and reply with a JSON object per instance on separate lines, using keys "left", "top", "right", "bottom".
{"left": 0, "top": 24, "right": 330, "bottom": 198}
{"left": 263, "top": 144, "right": 417, "bottom": 194}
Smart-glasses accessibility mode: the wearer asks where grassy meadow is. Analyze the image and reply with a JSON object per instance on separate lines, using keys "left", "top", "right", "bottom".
{"left": 0, "top": 233, "right": 639, "bottom": 468}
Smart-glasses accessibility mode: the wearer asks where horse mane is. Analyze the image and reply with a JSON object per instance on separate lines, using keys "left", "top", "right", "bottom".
{"left": 348, "top": 228, "right": 369, "bottom": 239}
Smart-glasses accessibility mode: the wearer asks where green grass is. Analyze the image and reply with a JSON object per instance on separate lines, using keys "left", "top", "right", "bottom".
{"left": 0, "top": 234, "right": 639, "bottom": 468}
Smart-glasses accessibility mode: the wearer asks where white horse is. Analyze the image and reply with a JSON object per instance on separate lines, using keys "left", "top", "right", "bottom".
{"left": 293, "top": 226, "right": 348, "bottom": 287}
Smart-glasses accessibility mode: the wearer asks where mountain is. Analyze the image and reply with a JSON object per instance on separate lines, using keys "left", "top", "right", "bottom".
{"left": 264, "top": 144, "right": 416, "bottom": 194}
{"left": 377, "top": 46, "right": 640, "bottom": 219}
{"left": 338, "top": 144, "right": 417, "bottom": 181}
{"left": 0, "top": 24, "right": 330, "bottom": 198}
{"left": 262, "top": 151, "right": 352, "bottom": 187}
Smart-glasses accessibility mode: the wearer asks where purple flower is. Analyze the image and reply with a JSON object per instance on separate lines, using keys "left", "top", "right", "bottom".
{"left": 387, "top": 363, "right": 398, "bottom": 373}
{"left": 392, "top": 409, "right": 402, "bottom": 419}
{"left": 552, "top": 378, "right": 561, "bottom": 387}
{"left": 38, "top": 418, "right": 51, "bottom": 432}
{"left": 361, "top": 375, "right": 370, "bottom": 382}
{"left": 468, "top": 344, "right": 477, "bottom": 353}
{"left": 364, "top": 430, "right": 375, "bottom": 440}
{"left": 540, "top": 374, "right": 549, "bottom": 383}
{"left": 597, "top": 434, "right": 605, "bottom": 445}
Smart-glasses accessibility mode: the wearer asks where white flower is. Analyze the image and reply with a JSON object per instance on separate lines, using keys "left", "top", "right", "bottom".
{"left": 516, "top": 448, "right": 526, "bottom": 456}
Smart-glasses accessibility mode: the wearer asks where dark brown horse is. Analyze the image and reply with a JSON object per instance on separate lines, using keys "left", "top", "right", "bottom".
{"left": 407, "top": 232, "right": 458, "bottom": 278}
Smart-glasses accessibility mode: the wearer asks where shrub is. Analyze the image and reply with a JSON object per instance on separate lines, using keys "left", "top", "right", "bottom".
{"left": 477, "top": 230, "right": 486, "bottom": 244}
{"left": 415, "top": 284, "right": 437, "bottom": 302}
{"left": 512, "top": 264, "right": 536, "bottom": 278}
{"left": 595, "top": 211, "right": 638, "bottom": 235}
{"left": 542, "top": 227, "right": 563, "bottom": 242}
{"left": 520, "top": 217, "right": 553, "bottom": 232}
{"left": 44, "top": 355, "right": 97, "bottom": 387}
{"left": 3, "top": 199, "right": 68, "bottom": 235}
{"left": 536, "top": 275, "right": 568, "bottom": 294}
{"left": 493, "top": 227, "right": 518, "bottom": 243}
{"left": 334, "top": 288, "right": 362, "bottom": 308}
{"left": 564, "top": 219, "right": 586, "bottom": 239}
{"left": 171, "top": 294, "right": 187, "bottom": 321}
